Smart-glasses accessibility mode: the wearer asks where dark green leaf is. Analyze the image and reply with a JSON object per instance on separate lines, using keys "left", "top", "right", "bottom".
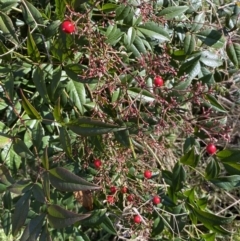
{"left": 60, "top": 127, "right": 72, "bottom": 158}
{"left": 180, "top": 148, "right": 199, "bottom": 167}
{"left": 0, "top": 12, "right": 19, "bottom": 45}
{"left": 205, "top": 158, "right": 220, "bottom": 179}
{"left": 49, "top": 167, "right": 101, "bottom": 191}
{"left": 210, "top": 175, "right": 240, "bottom": 191}
{"left": 137, "top": 22, "right": 170, "bottom": 42}
{"left": 47, "top": 204, "right": 90, "bottom": 229}
{"left": 20, "top": 89, "right": 42, "bottom": 120}
{"left": 100, "top": 215, "right": 117, "bottom": 235}
{"left": 20, "top": 214, "right": 46, "bottom": 241}
{"left": 204, "top": 94, "right": 226, "bottom": 113}
{"left": 196, "top": 30, "right": 225, "bottom": 49}
{"left": 21, "top": 0, "right": 44, "bottom": 27}
{"left": 13, "top": 138, "right": 34, "bottom": 159}
{"left": 32, "top": 67, "right": 50, "bottom": 103}
{"left": 80, "top": 209, "right": 106, "bottom": 227}
{"left": 12, "top": 191, "right": 31, "bottom": 236}
{"left": 27, "top": 30, "right": 41, "bottom": 62}
{"left": 226, "top": 41, "right": 240, "bottom": 67}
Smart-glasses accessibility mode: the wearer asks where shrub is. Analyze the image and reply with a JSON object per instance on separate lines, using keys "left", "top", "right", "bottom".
{"left": 0, "top": 0, "right": 239, "bottom": 240}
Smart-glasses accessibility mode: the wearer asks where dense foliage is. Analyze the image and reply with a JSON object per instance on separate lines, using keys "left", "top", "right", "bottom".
{"left": 0, "top": 0, "right": 240, "bottom": 240}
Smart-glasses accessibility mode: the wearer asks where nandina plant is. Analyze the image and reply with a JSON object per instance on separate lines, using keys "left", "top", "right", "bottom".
{"left": 0, "top": 0, "right": 237, "bottom": 240}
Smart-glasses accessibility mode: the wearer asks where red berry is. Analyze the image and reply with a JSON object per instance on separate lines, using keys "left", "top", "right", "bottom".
{"left": 152, "top": 196, "right": 161, "bottom": 205}
{"left": 121, "top": 186, "right": 128, "bottom": 194}
{"left": 154, "top": 76, "right": 164, "bottom": 87}
{"left": 110, "top": 186, "right": 117, "bottom": 194}
{"left": 206, "top": 143, "right": 217, "bottom": 155}
{"left": 127, "top": 194, "right": 134, "bottom": 202}
{"left": 61, "top": 20, "right": 75, "bottom": 34}
{"left": 144, "top": 170, "right": 152, "bottom": 179}
{"left": 106, "top": 195, "right": 114, "bottom": 204}
{"left": 93, "top": 159, "right": 102, "bottom": 169}
{"left": 133, "top": 215, "right": 141, "bottom": 224}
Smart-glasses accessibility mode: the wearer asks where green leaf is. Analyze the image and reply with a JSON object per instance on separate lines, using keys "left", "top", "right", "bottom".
{"left": 176, "top": 55, "right": 201, "bottom": 89}
{"left": 49, "top": 167, "right": 101, "bottom": 191}
{"left": 42, "top": 147, "right": 49, "bottom": 170}
{"left": 101, "top": 3, "right": 118, "bottom": 12}
{"left": 66, "top": 79, "right": 86, "bottom": 115}
{"left": 105, "top": 25, "right": 124, "bottom": 45}
{"left": 0, "top": 12, "right": 19, "bottom": 45}
{"left": 20, "top": 89, "right": 42, "bottom": 120}
{"left": 32, "top": 66, "right": 50, "bottom": 103}
{"left": 151, "top": 212, "right": 164, "bottom": 237}
{"left": 13, "top": 138, "right": 34, "bottom": 159}
{"left": 0, "top": 165, "right": 15, "bottom": 185}
{"left": 80, "top": 209, "right": 107, "bottom": 227}
{"left": 44, "top": 20, "right": 61, "bottom": 40}
{"left": 53, "top": 97, "right": 64, "bottom": 124}
{"left": 115, "top": 5, "right": 131, "bottom": 21}
{"left": 66, "top": 118, "right": 126, "bottom": 136}
{"left": 127, "top": 27, "right": 136, "bottom": 46}
{"left": 20, "top": 0, "right": 44, "bottom": 27}
{"left": 184, "top": 32, "right": 195, "bottom": 55}
{"left": 226, "top": 41, "right": 240, "bottom": 67}
{"left": 180, "top": 148, "right": 199, "bottom": 167}
{"left": 12, "top": 191, "right": 31, "bottom": 236}
{"left": 32, "top": 183, "right": 45, "bottom": 203}
{"left": 0, "top": 133, "right": 12, "bottom": 149}
{"left": 20, "top": 214, "right": 46, "bottom": 241}
{"left": 159, "top": 6, "right": 189, "bottom": 20}
{"left": 42, "top": 172, "right": 50, "bottom": 201}
{"left": 200, "top": 51, "right": 223, "bottom": 67}
{"left": 137, "top": 22, "right": 170, "bottom": 42}
{"left": 210, "top": 175, "right": 240, "bottom": 191}
{"left": 191, "top": 12, "right": 205, "bottom": 32}
{"left": 100, "top": 215, "right": 117, "bottom": 235}
{"left": 190, "top": 205, "right": 235, "bottom": 226}
{"left": 204, "top": 94, "right": 227, "bottom": 113}
{"left": 1, "top": 210, "right": 11, "bottom": 236}
{"left": 205, "top": 158, "right": 220, "bottom": 179}
{"left": 60, "top": 127, "right": 72, "bottom": 158}
{"left": 0, "top": 1, "right": 19, "bottom": 13}
{"left": 127, "top": 87, "right": 155, "bottom": 103}
{"left": 172, "top": 162, "right": 186, "bottom": 192}
{"left": 201, "top": 233, "right": 216, "bottom": 241}
{"left": 27, "top": 30, "right": 41, "bottom": 62}
{"left": 0, "top": 41, "right": 11, "bottom": 61}
{"left": 47, "top": 205, "right": 90, "bottom": 229}
{"left": 196, "top": 29, "right": 225, "bottom": 49}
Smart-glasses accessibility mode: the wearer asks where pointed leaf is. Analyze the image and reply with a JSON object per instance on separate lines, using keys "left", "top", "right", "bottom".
{"left": 226, "top": 41, "right": 240, "bottom": 67}
{"left": 21, "top": 0, "right": 44, "bottom": 27}
{"left": 13, "top": 138, "right": 34, "bottom": 159}
{"left": 137, "top": 22, "right": 170, "bottom": 42}
{"left": 80, "top": 209, "right": 107, "bottom": 227}
{"left": 60, "top": 127, "right": 72, "bottom": 158}
{"left": 27, "top": 30, "right": 40, "bottom": 62}
{"left": 42, "top": 172, "right": 50, "bottom": 201}
{"left": 32, "top": 67, "right": 50, "bottom": 103}
{"left": 66, "top": 79, "right": 86, "bottom": 114}
{"left": 191, "top": 12, "right": 205, "bottom": 32}
{"left": 49, "top": 167, "right": 101, "bottom": 191}
{"left": 196, "top": 30, "right": 225, "bottom": 49}
{"left": 42, "top": 147, "right": 49, "bottom": 170}
{"left": 184, "top": 32, "right": 195, "bottom": 55}
{"left": 210, "top": 175, "right": 240, "bottom": 191}
{"left": 12, "top": 191, "right": 31, "bottom": 236}
{"left": 200, "top": 51, "right": 222, "bottom": 67}
{"left": 47, "top": 204, "right": 90, "bottom": 229}
{"left": 159, "top": 6, "right": 189, "bottom": 20}
{"left": 100, "top": 215, "right": 117, "bottom": 235}
{"left": 204, "top": 94, "right": 226, "bottom": 113}
{"left": 66, "top": 118, "right": 126, "bottom": 136}
{"left": 20, "top": 89, "right": 42, "bottom": 120}
{"left": 20, "top": 214, "right": 46, "bottom": 241}
{"left": 0, "top": 12, "right": 19, "bottom": 45}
